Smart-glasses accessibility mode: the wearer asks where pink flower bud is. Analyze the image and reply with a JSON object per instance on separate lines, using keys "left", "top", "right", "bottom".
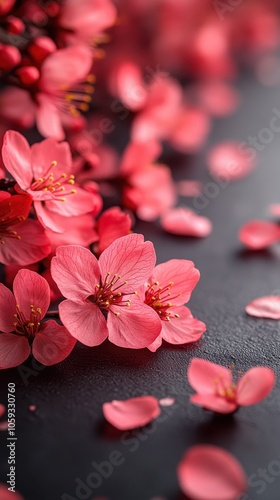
{"left": 16, "top": 66, "right": 40, "bottom": 85}
{"left": 0, "top": 44, "right": 21, "bottom": 71}
{"left": 6, "top": 16, "right": 25, "bottom": 35}
{"left": 28, "top": 36, "right": 56, "bottom": 63}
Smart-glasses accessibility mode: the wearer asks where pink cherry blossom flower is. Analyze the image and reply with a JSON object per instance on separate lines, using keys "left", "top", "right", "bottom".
{"left": 161, "top": 208, "right": 212, "bottom": 238}
{"left": 93, "top": 207, "right": 133, "bottom": 255}
{"left": 177, "top": 445, "right": 247, "bottom": 500}
{"left": 2, "top": 130, "right": 100, "bottom": 232}
{"left": 51, "top": 234, "right": 162, "bottom": 349}
{"left": 207, "top": 141, "right": 256, "bottom": 181}
{"left": 246, "top": 295, "right": 280, "bottom": 319}
{"left": 103, "top": 396, "right": 161, "bottom": 430}
{"left": 239, "top": 220, "right": 280, "bottom": 250}
{"left": 0, "top": 269, "right": 76, "bottom": 369}
{"left": 188, "top": 358, "right": 275, "bottom": 414}
{"left": 0, "top": 191, "right": 50, "bottom": 265}
{"left": 137, "top": 259, "right": 206, "bottom": 352}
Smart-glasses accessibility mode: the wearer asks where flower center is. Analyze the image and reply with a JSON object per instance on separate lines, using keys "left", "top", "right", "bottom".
{"left": 89, "top": 272, "right": 134, "bottom": 315}
{"left": 30, "top": 160, "right": 77, "bottom": 201}
{"left": 144, "top": 281, "right": 180, "bottom": 321}
{"left": 12, "top": 304, "right": 42, "bottom": 339}
{"left": 58, "top": 74, "right": 95, "bottom": 117}
{"left": 213, "top": 376, "right": 237, "bottom": 401}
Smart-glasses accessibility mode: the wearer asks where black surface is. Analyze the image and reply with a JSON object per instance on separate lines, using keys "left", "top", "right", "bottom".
{"left": 1, "top": 74, "right": 280, "bottom": 500}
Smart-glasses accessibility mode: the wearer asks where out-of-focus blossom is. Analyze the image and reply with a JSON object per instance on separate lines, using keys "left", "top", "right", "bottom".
{"left": 176, "top": 180, "right": 203, "bottom": 198}
{"left": 239, "top": 220, "right": 280, "bottom": 250}
{"left": 246, "top": 295, "right": 280, "bottom": 319}
{"left": 103, "top": 396, "right": 161, "bottom": 430}
{"left": 207, "top": 141, "right": 256, "bottom": 181}
{"left": 188, "top": 358, "right": 275, "bottom": 414}
{"left": 177, "top": 445, "right": 247, "bottom": 500}
{"left": 93, "top": 207, "right": 133, "bottom": 255}
{"left": 0, "top": 269, "right": 76, "bottom": 369}
{"left": 161, "top": 208, "right": 212, "bottom": 238}
{"left": 137, "top": 259, "right": 205, "bottom": 352}
{"left": 51, "top": 234, "right": 162, "bottom": 349}
{"left": 2, "top": 131, "right": 101, "bottom": 232}
{"left": 0, "top": 483, "right": 24, "bottom": 500}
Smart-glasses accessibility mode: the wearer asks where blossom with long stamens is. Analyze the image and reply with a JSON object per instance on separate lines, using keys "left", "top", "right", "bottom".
{"left": 2, "top": 130, "right": 101, "bottom": 232}
{"left": 51, "top": 234, "right": 162, "bottom": 349}
{"left": 187, "top": 358, "right": 275, "bottom": 414}
{"left": 137, "top": 259, "right": 206, "bottom": 351}
{"left": 0, "top": 190, "right": 50, "bottom": 265}
{"left": 0, "top": 269, "right": 76, "bottom": 369}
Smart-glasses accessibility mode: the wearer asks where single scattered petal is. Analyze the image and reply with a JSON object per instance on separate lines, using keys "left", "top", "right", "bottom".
{"left": 177, "top": 180, "right": 203, "bottom": 197}
{"left": 161, "top": 208, "right": 212, "bottom": 237}
{"left": 177, "top": 445, "right": 247, "bottom": 500}
{"left": 159, "top": 397, "right": 175, "bottom": 407}
{"left": 0, "top": 404, "right": 5, "bottom": 418}
{"left": 246, "top": 295, "right": 280, "bottom": 319}
{"left": 29, "top": 405, "right": 37, "bottom": 412}
{"left": 103, "top": 396, "right": 161, "bottom": 430}
{"left": 239, "top": 220, "right": 280, "bottom": 250}
{"left": 207, "top": 141, "right": 256, "bottom": 181}
{"left": 237, "top": 367, "right": 275, "bottom": 406}
{"left": 0, "top": 421, "right": 8, "bottom": 431}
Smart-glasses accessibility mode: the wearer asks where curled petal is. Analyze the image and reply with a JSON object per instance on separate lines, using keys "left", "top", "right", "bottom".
{"left": 245, "top": 295, "right": 280, "bottom": 319}
{"left": 0, "top": 334, "right": 30, "bottom": 369}
{"left": 237, "top": 367, "right": 275, "bottom": 406}
{"left": 177, "top": 445, "right": 247, "bottom": 500}
{"left": 59, "top": 299, "right": 108, "bottom": 347}
{"left": 32, "top": 320, "right": 76, "bottom": 366}
{"left": 108, "top": 302, "right": 161, "bottom": 349}
{"left": 239, "top": 220, "right": 280, "bottom": 250}
{"left": 207, "top": 141, "right": 256, "bottom": 181}
{"left": 103, "top": 396, "right": 161, "bottom": 430}
{"left": 161, "top": 208, "right": 212, "bottom": 238}
{"left": 187, "top": 358, "right": 232, "bottom": 395}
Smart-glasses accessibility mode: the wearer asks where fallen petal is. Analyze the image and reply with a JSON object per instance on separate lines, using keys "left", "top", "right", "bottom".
{"left": 159, "top": 397, "right": 175, "bottom": 407}
{"left": 246, "top": 295, "right": 280, "bottom": 319}
{"left": 177, "top": 445, "right": 247, "bottom": 500}
{"left": 239, "top": 220, "right": 280, "bottom": 249}
{"left": 207, "top": 141, "right": 256, "bottom": 181}
{"left": 103, "top": 396, "right": 161, "bottom": 430}
{"left": 161, "top": 208, "right": 212, "bottom": 238}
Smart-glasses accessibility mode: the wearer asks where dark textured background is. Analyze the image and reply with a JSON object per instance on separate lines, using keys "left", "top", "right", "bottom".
{"left": 1, "top": 74, "right": 280, "bottom": 500}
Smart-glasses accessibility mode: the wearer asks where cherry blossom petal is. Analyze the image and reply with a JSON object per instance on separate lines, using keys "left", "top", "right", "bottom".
{"left": 161, "top": 208, "right": 212, "bottom": 237}
{"left": 99, "top": 234, "right": 156, "bottom": 293}
{"left": 59, "top": 299, "right": 108, "bottom": 347}
{"left": 31, "top": 138, "right": 72, "bottom": 179}
{"left": 246, "top": 295, "right": 280, "bottom": 319}
{"left": 34, "top": 201, "right": 68, "bottom": 233}
{"left": 237, "top": 367, "right": 275, "bottom": 406}
{"left": 149, "top": 260, "right": 200, "bottom": 306}
{"left": 110, "top": 61, "right": 147, "bottom": 111}
{"left": 120, "top": 140, "right": 161, "bottom": 176}
{"left": 96, "top": 207, "right": 132, "bottom": 254}
{"left": 0, "top": 333, "right": 30, "bottom": 369}
{"left": 0, "top": 404, "right": 5, "bottom": 418}
{"left": 103, "top": 396, "right": 161, "bottom": 430}
{"left": 177, "top": 180, "right": 203, "bottom": 197}
{"left": 161, "top": 306, "right": 206, "bottom": 345}
{"left": 108, "top": 302, "right": 161, "bottom": 349}
{"left": 60, "top": 0, "right": 116, "bottom": 39}
{"left": 147, "top": 334, "right": 162, "bottom": 352}
{"left": 0, "top": 283, "right": 16, "bottom": 332}
{"left": 13, "top": 269, "right": 50, "bottom": 319}
{"left": 270, "top": 204, "right": 280, "bottom": 217}
{"left": 207, "top": 141, "right": 256, "bottom": 181}
{"left": 190, "top": 394, "right": 237, "bottom": 414}
{"left": 0, "top": 87, "right": 35, "bottom": 128}
{"left": 0, "top": 484, "right": 24, "bottom": 500}
{"left": 239, "top": 220, "right": 280, "bottom": 250}
{"left": 0, "top": 219, "right": 51, "bottom": 266}
{"left": 169, "top": 108, "right": 210, "bottom": 153}
{"left": 32, "top": 320, "right": 76, "bottom": 366}
{"left": 46, "top": 186, "right": 97, "bottom": 217}
{"left": 196, "top": 81, "right": 240, "bottom": 117}
{"left": 159, "top": 397, "right": 175, "bottom": 407}
{"left": 36, "top": 93, "right": 65, "bottom": 141}
{"left": 177, "top": 445, "right": 247, "bottom": 500}
{"left": 51, "top": 245, "right": 100, "bottom": 300}
{"left": 0, "top": 421, "right": 8, "bottom": 431}
{"left": 2, "top": 130, "right": 32, "bottom": 189}
{"left": 187, "top": 358, "right": 232, "bottom": 395}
